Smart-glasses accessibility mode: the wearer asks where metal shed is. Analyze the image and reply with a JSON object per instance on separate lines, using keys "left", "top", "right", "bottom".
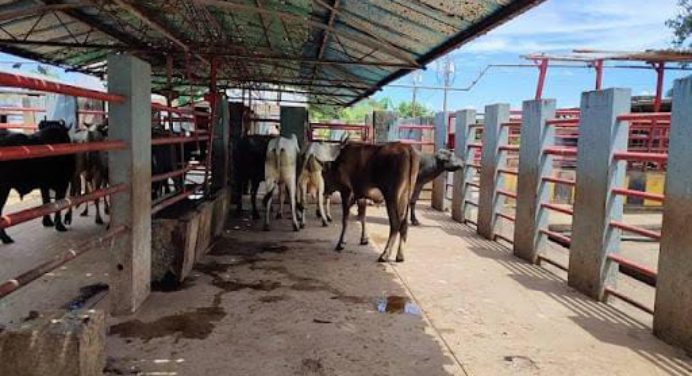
{"left": 0, "top": 0, "right": 543, "bottom": 105}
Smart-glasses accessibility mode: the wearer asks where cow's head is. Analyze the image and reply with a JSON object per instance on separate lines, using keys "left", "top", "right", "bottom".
{"left": 435, "top": 148, "right": 463, "bottom": 172}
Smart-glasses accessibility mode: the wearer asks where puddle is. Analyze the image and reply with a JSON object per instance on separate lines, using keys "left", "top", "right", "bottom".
{"left": 109, "top": 305, "right": 225, "bottom": 343}
{"left": 212, "top": 279, "right": 281, "bottom": 292}
{"left": 258, "top": 295, "right": 288, "bottom": 303}
{"left": 374, "top": 296, "right": 420, "bottom": 315}
{"left": 210, "top": 237, "right": 291, "bottom": 257}
{"left": 64, "top": 283, "right": 109, "bottom": 310}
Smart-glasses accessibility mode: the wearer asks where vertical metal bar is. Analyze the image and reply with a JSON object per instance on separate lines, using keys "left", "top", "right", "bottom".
{"left": 535, "top": 58, "right": 549, "bottom": 100}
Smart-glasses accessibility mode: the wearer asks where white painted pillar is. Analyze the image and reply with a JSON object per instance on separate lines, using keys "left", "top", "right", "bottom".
{"left": 513, "top": 99, "right": 556, "bottom": 263}
{"left": 568, "top": 88, "right": 631, "bottom": 300}
{"left": 432, "top": 111, "right": 448, "bottom": 211}
{"left": 477, "top": 104, "right": 510, "bottom": 239}
{"left": 107, "top": 54, "right": 152, "bottom": 315}
{"left": 654, "top": 75, "right": 692, "bottom": 354}
{"left": 452, "top": 109, "right": 476, "bottom": 222}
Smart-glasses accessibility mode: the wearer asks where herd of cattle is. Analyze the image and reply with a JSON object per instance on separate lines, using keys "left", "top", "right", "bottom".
{"left": 235, "top": 134, "right": 463, "bottom": 262}
{"left": 0, "top": 119, "right": 205, "bottom": 244}
{"left": 0, "top": 120, "right": 463, "bottom": 263}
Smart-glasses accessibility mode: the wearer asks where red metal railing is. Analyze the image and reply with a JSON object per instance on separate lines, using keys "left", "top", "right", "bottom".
{"left": 309, "top": 123, "right": 370, "bottom": 143}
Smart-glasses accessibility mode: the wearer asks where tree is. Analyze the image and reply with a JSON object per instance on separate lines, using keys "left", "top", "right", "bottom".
{"left": 396, "top": 101, "right": 432, "bottom": 118}
{"left": 308, "top": 97, "right": 393, "bottom": 124}
{"left": 667, "top": 0, "right": 692, "bottom": 47}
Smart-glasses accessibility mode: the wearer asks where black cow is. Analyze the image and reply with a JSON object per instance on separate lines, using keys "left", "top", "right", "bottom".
{"left": 0, "top": 121, "right": 75, "bottom": 244}
{"left": 233, "top": 135, "right": 276, "bottom": 219}
{"left": 151, "top": 127, "right": 205, "bottom": 200}
{"left": 410, "top": 149, "right": 464, "bottom": 226}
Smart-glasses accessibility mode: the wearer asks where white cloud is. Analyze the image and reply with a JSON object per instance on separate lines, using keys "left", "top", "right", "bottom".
{"left": 456, "top": 0, "right": 680, "bottom": 55}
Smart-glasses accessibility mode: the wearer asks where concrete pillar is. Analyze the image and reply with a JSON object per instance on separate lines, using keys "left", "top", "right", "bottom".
{"left": 211, "top": 94, "right": 230, "bottom": 192}
{"left": 107, "top": 53, "right": 152, "bottom": 315}
{"left": 452, "top": 109, "right": 476, "bottom": 222}
{"left": 654, "top": 76, "right": 692, "bottom": 354}
{"left": 513, "top": 99, "right": 556, "bottom": 263}
{"left": 477, "top": 104, "right": 510, "bottom": 239}
{"left": 432, "top": 111, "right": 449, "bottom": 210}
{"left": 373, "top": 110, "right": 397, "bottom": 143}
{"left": 280, "top": 106, "right": 308, "bottom": 149}
{"left": 0, "top": 310, "right": 105, "bottom": 375}
{"left": 568, "top": 88, "right": 631, "bottom": 300}
{"left": 229, "top": 102, "right": 245, "bottom": 206}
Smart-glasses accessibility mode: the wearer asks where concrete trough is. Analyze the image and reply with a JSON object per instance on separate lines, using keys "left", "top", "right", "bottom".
{"left": 151, "top": 187, "right": 231, "bottom": 286}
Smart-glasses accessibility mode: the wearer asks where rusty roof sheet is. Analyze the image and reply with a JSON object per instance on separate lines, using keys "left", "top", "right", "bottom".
{"left": 0, "top": 0, "right": 544, "bottom": 105}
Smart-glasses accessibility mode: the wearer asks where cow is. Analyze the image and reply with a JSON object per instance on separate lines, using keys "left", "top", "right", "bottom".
{"left": 150, "top": 127, "right": 204, "bottom": 200}
{"left": 409, "top": 148, "right": 464, "bottom": 226}
{"left": 262, "top": 134, "right": 300, "bottom": 232}
{"left": 323, "top": 142, "right": 419, "bottom": 262}
{"left": 0, "top": 120, "right": 76, "bottom": 244}
{"left": 296, "top": 138, "right": 347, "bottom": 228}
{"left": 233, "top": 134, "right": 276, "bottom": 219}
{"left": 65, "top": 121, "right": 110, "bottom": 226}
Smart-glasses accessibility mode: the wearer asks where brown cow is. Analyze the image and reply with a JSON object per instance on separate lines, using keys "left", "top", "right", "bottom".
{"left": 323, "top": 142, "right": 419, "bottom": 262}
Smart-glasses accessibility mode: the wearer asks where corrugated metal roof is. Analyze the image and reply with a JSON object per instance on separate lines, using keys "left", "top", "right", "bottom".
{"left": 0, "top": 0, "right": 544, "bottom": 105}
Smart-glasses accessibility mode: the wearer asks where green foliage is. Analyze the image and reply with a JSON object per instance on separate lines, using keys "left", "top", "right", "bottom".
{"left": 667, "top": 0, "right": 692, "bottom": 47}
{"left": 396, "top": 101, "right": 432, "bottom": 118}
{"left": 309, "top": 97, "right": 431, "bottom": 123}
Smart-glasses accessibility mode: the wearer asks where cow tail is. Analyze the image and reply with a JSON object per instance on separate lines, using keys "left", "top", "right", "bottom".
{"left": 405, "top": 148, "right": 417, "bottom": 221}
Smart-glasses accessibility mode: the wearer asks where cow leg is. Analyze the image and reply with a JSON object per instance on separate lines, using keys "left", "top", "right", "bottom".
{"left": 297, "top": 178, "right": 308, "bottom": 229}
{"left": 378, "top": 196, "right": 401, "bottom": 263}
{"left": 53, "top": 183, "right": 68, "bottom": 232}
{"left": 262, "top": 180, "right": 276, "bottom": 231}
{"left": 409, "top": 183, "right": 424, "bottom": 226}
{"left": 396, "top": 204, "right": 410, "bottom": 263}
{"left": 287, "top": 177, "right": 300, "bottom": 232}
{"left": 0, "top": 187, "right": 13, "bottom": 244}
{"left": 335, "top": 190, "right": 353, "bottom": 251}
{"left": 65, "top": 176, "right": 79, "bottom": 225}
{"left": 325, "top": 195, "right": 333, "bottom": 222}
{"left": 275, "top": 183, "right": 284, "bottom": 219}
{"left": 40, "top": 188, "right": 54, "bottom": 227}
{"left": 80, "top": 178, "right": 90, "bottom": 217}
{"left": 250, "top": 180, "right": 261, "bottom": 220}
{"left": 317, "top": 178, "right": 329, "bottom": 227}
{"left": 357, "top": 199, "right": 369, "bottom": 245}
{"left": 93, "top": 176, "right": 104, "bottom": 225}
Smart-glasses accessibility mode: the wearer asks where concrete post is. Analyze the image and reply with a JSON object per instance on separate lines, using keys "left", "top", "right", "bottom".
{"left": 280, "top": 106, "right": 308, "bottom": 149}
{"left": 653, "top": 76, "right": 692, "bottom": 354}
{"left": 373, "top": 110, "right": 397, "bottom": 143}
{"left": 107, "top": 54, "right": 152, "bottom": 315}
{"left": 432, "top": 111, "right": 449, "bottom": 210}
{"left": 477, "top": 104, "right": 510, "bottom": 239}
{"left": 568, "top": 88, "right": 631, "bottom": 300}
{"left": 513, "top": 99, "right": 556, "bottom": 263}
{"left": 211, "top": 94, "right": 230, "bottom": 192}
{"left": 229, "top": 102, "right": 245, "bottom": 207}
{"left": 452, "top": 109, "right": 476, "bottom": 222}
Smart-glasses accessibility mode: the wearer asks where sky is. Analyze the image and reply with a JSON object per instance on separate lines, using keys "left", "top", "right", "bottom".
{"left": 374, "top": 0, "right": 689, "bottom": 111}
{"left": 0, "top": 0, "right": 687, "bottom": 111}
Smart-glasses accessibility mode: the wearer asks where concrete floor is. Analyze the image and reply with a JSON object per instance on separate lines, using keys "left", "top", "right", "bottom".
{"left": 2, "top": 194, "right": 691, "bottom": 375}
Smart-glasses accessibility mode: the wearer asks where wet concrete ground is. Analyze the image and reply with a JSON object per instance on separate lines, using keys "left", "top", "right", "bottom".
{"left": 2, "top": 193, "right": 691, "bottom": 375}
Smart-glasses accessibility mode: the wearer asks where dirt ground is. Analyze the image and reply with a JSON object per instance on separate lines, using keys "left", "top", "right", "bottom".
{"left": 1, "top": 195, "right": 691, "bottom": 375}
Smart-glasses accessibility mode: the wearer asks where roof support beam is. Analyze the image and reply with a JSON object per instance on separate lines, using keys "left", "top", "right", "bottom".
{"left": 110, "top": 0, "right": 210, "bottom": 66}
{"left": 193, "top": 0, "right": 419, "bottom": 67}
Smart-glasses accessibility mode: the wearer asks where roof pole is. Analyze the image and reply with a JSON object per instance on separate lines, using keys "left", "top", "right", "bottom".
{"left": 594, "top": 59, "right": 604, "bottom": 90}
{"left": 654, "top": 62, "right": 665, "bottom": 112}
{"left": 535, "top": 58, "right": 549, "bottom": 100}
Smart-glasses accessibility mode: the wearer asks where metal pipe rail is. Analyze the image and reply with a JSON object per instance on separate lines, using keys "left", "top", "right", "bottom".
{"left": 0, "top": 106, "right": 45, "bottom": 113}
{"left": 544, "top": 146, "right": 578, "bottom": 157}
{"left": 0, "top": 123, "right": 37, "bottom": 129}
{"left": 0, "top": 184, "right": 127, "bottom": 230}
{"left": 541, "top": 202, "right": 574, "bottom": 216}
{"left": 0, "top": 71, "right": 124, "bottom": 103}
{"left": 610, "top": 220, "right": 662, "bottom": 241}
{"left": 542, "top": 176, "right": 576, "bottom": 187}
{"left": 151, "top": 135, "right": 208, "bottom": 146}
{"left": 539, "top": 228, "right": 572, "bottom": 247}
{"left": 612, "top": 187, "right": 664, "bottom": 203}
{"left": 0, "top": 140, "right": 126, "bottom": 162}
{"left": 0, "top": 225, "right": 127, "bottom": 299}
{"left": 607, "top": 254, "right": 657, "bottom": 287}
{"left": 613, "top": 151, "right": 668, "bottom": 163}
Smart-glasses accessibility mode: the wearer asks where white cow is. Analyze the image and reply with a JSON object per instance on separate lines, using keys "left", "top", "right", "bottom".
{"left": 263, "top": 134, "right": 301, "bottom": 231}
{"left": 296, "top": 139, "right": 346, "bottom": 228}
